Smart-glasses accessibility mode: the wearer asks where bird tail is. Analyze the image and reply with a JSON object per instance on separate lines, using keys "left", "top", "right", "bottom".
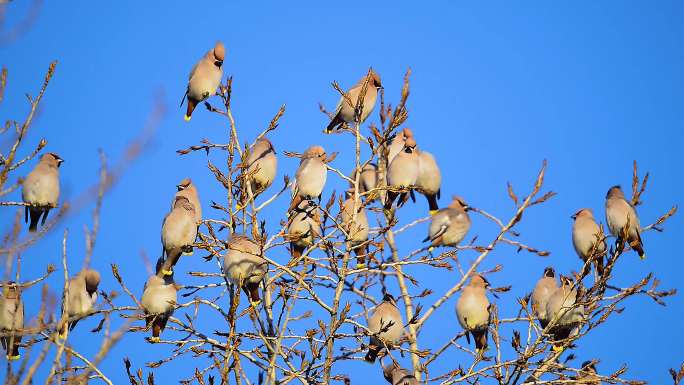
{"left": 474, "top": 328, "right": 488, "bottom": 351}
{"left": 290, "top": 243, "right": 303, "bottom": 260}
{"left": 185, "top": 97, "right": 197, "bottom": 121}
{"left": 355, "top": 245, "right": 367, "bottom": 269}
{"left": 384, "top": 191, "right": 397, "bottom": 210}
{"left": 161, "top": 248, "right": 182, "bottom": 276}
{"left": 28, "top": 207, "right": 41, "bottom": 232}
{"left": 245, "top": 281, "right": 261, "bottom": 305}
{"left": 426, "top": 193, "right": 439, "bottom": 213}
{"left": 364, "top": 345, "right": 380, "bottom": 363}
{"left": 631, "top": 237, "right": 646, "bottom": 260}
{"left": 325, "top": 114, "right": 344, "bottom": 133}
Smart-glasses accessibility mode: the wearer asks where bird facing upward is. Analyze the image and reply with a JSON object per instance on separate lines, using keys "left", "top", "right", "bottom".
{"left": 605, "top": 185, "right": 645, "bottom": 259}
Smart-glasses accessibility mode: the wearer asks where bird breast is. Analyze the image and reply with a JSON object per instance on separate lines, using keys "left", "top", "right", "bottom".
{"left": 456, "top": 289, "right": 489, "bottom": 330}
{"left": 162, "top": 211, "right": 197, "bottom": 250}
{"left": 387, "top": 154, "right": 419, "bottom": 187}
{"left": 187, "top": 60, "right": 222, "bottom": 101}
{"left": 0, "top": 299, "right": 23, "bottom": 329}
{"left": 368, "top": 304, "right": 403, "bottom": 343}
{"left": 416, "top": 152, "right": 441, "bottom": 194}
{"left": 223, "top": 252, "right": 266, "bottom": 285}
{"left": 295, "top": 159, "right": 327, "bottom": 198}
{"left": 22, "top": 167, "right": 60, "bottom": 206}
{"left": 142, "top": 285, "right": 177, "bottom": 315}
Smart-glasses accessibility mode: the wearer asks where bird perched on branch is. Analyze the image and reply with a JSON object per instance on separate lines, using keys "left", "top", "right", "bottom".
{"left": 365, "top": 293, "right": 403, "bottom": 363}
{"left": 141, "top": 259, "right": 178, "bottom": 343}
{"left": 423, "top": 196, "right": 471, "bottom": 250}
{"left": 244, "top": 137, "right": 278, "bottom": 201}
{"left": 574, "top": 361, "right": 600, "bottom": 385}
{"left": 160, "top": 196, "right": 198, "bottom": 276}
{"left": 383, "top": 364, "right": 418, "bottom": 385}
{"left": 572, "top": 208, "right": 606, "bottom": 275}
{"left": 349, "top": 163, "right": 378, "bottom": 201}
{"left": 531, "top": 267, "right": 558, "bottom": 329}
{"left": 22, "top": 152, "right": 63, "bottom": 232}
{"left": 0, "top": 284, "right": 24, "bottom": 360}
{"left": 287, "top": 200, "right": 321, "bottom": 260}
{"left": 174, "top": 178, "right": 202, "bottom": 231}
{"left": 545, "top": 275, "right": 584, "bottom": 351}
{"left": 60, "top": 269, "right": 100, "bottom": 337}
{"left": 456, "top": 274, "right": 491, "bottom": 354}
{"left": 605, "top": 185, "right": 645, "bottom": 259}
{"left": 416, "top": 149, "right": 442, "bottom": 214}
{"left": 387, "top": 128, "right": 413, "bottom": 166}
{"left": 181, "top": 41, "right": 225, "bottom": 121}
{"left": 223, "top": 235, "right": 268, "bottom": 306}
{"left": 289, "top": 145, "right": 328, "bottom": 212}
{"left": 326, "top": 70, "right": 382, "bottom": 133}
{"left": 384, "top": 137, "right": 419, "bottom": 211}
{"left": 340, "top": 190, "right": 369, "bottom": 268}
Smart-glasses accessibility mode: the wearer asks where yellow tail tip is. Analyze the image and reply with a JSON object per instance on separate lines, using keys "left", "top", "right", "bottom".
{"left": 250, "top": 300, "right": 262, "bottom": 307}
{"left": 7, "top": 354, "right": 20, "bottom": 361}
{"left": 428, "top": 246, "right": 435, "bottom": 252}
{"left": 639, "top": 254, "right": 646, "bottom": 260}
{"left": 161, "top": 269, "right": 173, "bottom": 276}
{"left": 552, "top": 345, "right": 564, "bottom": 352}
{"left": 429, "top": 210, "right": 438, "bottom": 216}
{"left": 184, "top": 115, "right": 191, "bottom": 122}
{"left": 149, "top": 336, "right": 160, "bottom": 343}
{"left": 355, "top": 263, "right": 367, "bottom": 269}
{"left": 182, "top": 250, "right": 194, "bottom": 256}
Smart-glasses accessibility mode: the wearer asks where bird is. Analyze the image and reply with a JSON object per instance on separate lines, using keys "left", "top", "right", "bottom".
{"left": 423, "top": 196, "right": 471, "bottom": 249}
{"left": 325, "top": 70, "right": 382, "bottom": 132}
{"left": 415, "top": 149, "right": 441, "bottom": 214}
{"left": 289, "top": 145, "right": 328, "bottom": 212}
{"left": 572, "top": 208, "right": 606, "bottom": 275}
{"left": 181, "top": 41, "right": 225, "bottom": 121}
{"left": 0, "top": 284, "right": 24, "bottom": 360}
{"left": 545, "top": 275, "right": 584, "bottom": 351}
{"left": 141, "top": 259, "right": 178, "bottom": 343}
{"left": 574, "top": 361, "right": 600, "bottom": 385}
{"left": 384, "top": 137, "right": 419, "bottom": 211}
{"left": 387, "top": 128, "right": 413, "bottom": 166}
{"left": 22, "top": 152, "right": 63, "bottom": 232}
{"left": 223, "top": 235, "right": 268, "bottom": 306}
{"left": 531, "top": 267, "right": 558, "bottom": 329}
{"left": 340, "top": 191, "right": 370, "bottom": 268}
{"left": 456, "top": 274, "right": 491, "bottom": 353}
{"left": 174, "top": 178, "right": 202, "bottom": 228}
{"left": 365, "top": 293, "right": 403, "bottom": 363}
{"left": 383, "top": 364, "right": 418, "bottom": 385}
{"left": 287, "top": 199, "right": 321, "bottom": 260}
{"left": 61, "top": 269, "right": 100, "bottom": 337}
{"left": 605, "top": 185, "right": 645, "bottom": 259}
{"left": 245, "top": 137, "right": 278, "bottom": 200}
{"left": 350, "top": 163, "right": 378, "bottom": 200}
{"left": 160, "top": 196, "right": 198, "bottom": 276}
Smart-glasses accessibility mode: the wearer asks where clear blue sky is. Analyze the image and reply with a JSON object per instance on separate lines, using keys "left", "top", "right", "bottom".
{"left": 1, "top": 1, "right": 682, "bottom": 384}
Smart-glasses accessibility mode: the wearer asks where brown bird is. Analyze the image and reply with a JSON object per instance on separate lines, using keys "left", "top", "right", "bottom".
{"left": 287, "top": 200, "right": 321, "bottom": 260}
{"left": 350, "top": 163, "right": 378, "bottom": 200}
{"left": 531, "top": 267, "right": 558, "bottom": 329}
{"left": 245, "top": 138, "right": 278, "bottom": 199}
{"left": 387, "top": 128, "right": 414, "bottom": 166}
{"left": 574, "top": 361, "right": 600, "bottom": 385}
{"left": 160, "top": 196, "right": 198, "bottom": 276}
{"left": 383, "top": 364, "right": 418, "bottom": 385}
{"left": 605, "top": 185, "right": 645, "bottom": 259}
{"left": 545, "top": 275, "right": 584, "bottom": 351}
{"left": 289, "top": 145, "right": 328, "bottom": 212}
{"left": 384, "top": 137, "right": 419, "bottom": 210}
{"left": 181, "top": 41, "right": 225, "bottom": 121}
{"left": 416, "top": 149, "right": 442, "bottom": 214}
{"left": 326, "top": 70, "right": 382, "bottom": 132}
{"left": 22, "top": 152, "right": 63, "bottom": 232}
{"left": 61, "top": 269, "right": 100, "bottom": 336}
{"left": 175, "top": 178, "right": 202, "bottom": 228}
{"left": 0, "top": 284, "right": 23, "bottom": 360}
{"left": 456, "top": 274, "right": 491, "bottom": 353}
{"left": 365, "top": 293, "right": 403, "bottom": 363}
{"left": 141, "top": 259, "right": 178, "bottom": 343}
{"left": 423, "top": 196, "right": 471, "bottom": 249}
{"left": 572, "top": 208, "right": 606, "bottom": 275}
{"left": 340, "top": 191, "right": 370, "bottom": 268}
{"left": 222, "top": 235, "right": 268, "bottom": 305}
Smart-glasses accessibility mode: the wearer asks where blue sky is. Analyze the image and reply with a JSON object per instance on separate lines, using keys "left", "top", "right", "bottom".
{"left": 1, "top": 1, "right": 683, "bottom": 384}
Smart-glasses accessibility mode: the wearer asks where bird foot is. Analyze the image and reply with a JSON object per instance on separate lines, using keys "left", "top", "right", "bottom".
{"left": 6, "top": 354, "right": 20, "bottom": 361}
{"left": 149, "top": 336, "right": 160, "bottom": 343}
